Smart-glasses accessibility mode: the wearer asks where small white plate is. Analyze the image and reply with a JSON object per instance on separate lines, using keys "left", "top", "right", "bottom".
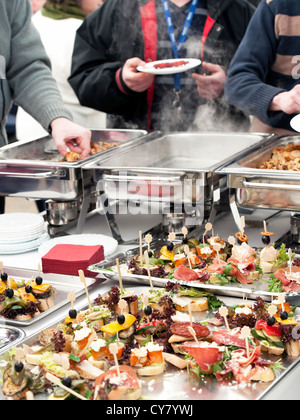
{"left": 137, "top": 58, "right": 201, "bottom": 75}
{"left": 0, "top": 233, "right": 50, "bottom": 255}
{"left": 291, "top": 114, "right": 300, "bottom": 132}
{"left": 38, "top": 234, "right": 118, "bottom": 259}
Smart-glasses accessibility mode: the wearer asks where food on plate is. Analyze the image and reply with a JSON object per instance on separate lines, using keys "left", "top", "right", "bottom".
{"left": 0, "top": 287, "right": 40, "bottom": 321}
{"left": 93, "top": 366, "right": 142, "bottom": 401}
{"left": 153, "top": 60, "right": 189, "bottom": 69}
{"left": 213, "top": 296, "right": 300, "bottom": 358}
{"left": 0, "top": 283, "right": 290, "bottom": 400}
{"left": 183, "top": 331, "right": 279, "bottom": 383}
{"left": 273, "top": 266, "right": 300, "bottom": 293}
{"left": 130, "top": 341, "right": 165, "bottom": 376}
{"left": 260, "top": 243, "right": 290, "bottom": 274}
{"left": 25, "top": 277, "right": 56, "bottom": 312}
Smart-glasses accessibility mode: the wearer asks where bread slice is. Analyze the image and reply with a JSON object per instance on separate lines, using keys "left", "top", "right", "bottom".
{"left": 172, "top": 296, "right": 209, "bottom": 313}
{"left": 38, "top": 297, "right": 55, "bottom": 312}
{"left": 162, "top": 352, "right": 188, "bottom": 370}
{"left": 136, "top": 363, "right": 165, "bottom": 377}
{"left": 251, "top": 367, "right": 275, "bottom": 382}
{"left": 286, "top": 340, "right": 300, "bottom": 357}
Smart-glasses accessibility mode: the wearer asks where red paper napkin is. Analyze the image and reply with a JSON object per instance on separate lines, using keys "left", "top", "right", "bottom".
{"left": 41, "top": 244, "right": 104, "bottom": 277}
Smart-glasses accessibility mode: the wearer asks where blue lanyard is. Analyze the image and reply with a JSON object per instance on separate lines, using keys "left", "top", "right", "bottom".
{"left": 161, "top": 0, "right": 199, "bottom": 91}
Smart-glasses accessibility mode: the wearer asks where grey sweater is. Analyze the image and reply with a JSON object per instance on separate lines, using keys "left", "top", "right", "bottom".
{"left": 0, "top": 0, "right": 73, "bottom": 146}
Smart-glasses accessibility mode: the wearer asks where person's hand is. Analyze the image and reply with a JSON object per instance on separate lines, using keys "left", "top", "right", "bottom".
{"left": 50, "top": 118, "right": 91, "bottom": 158}
{"left": 122, "top": 58, "right": 155, "bottom": 93}
{"left": 270, "top": 85, "right": 300, "bottom": 114}
{"left": 192, "top": 62, "right": 227, "bottom": 100}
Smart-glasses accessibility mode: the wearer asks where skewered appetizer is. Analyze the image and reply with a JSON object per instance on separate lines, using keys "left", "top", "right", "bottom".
{"left": 0, "top": 281, "right": 291, "bottom": 401}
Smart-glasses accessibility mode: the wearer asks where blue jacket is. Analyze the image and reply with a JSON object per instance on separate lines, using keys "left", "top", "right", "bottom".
{"left": 225, "top": 0, "right": 300, "bottom": 132}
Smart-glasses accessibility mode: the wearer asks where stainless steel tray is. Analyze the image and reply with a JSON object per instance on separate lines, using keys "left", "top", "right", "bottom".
{"left": 0, "top": 325, "right": 25, "bottom": 354}
{"left": 88, "top": 241, "right": 300, "bottom": 304}
{"left": 218, "top": 135, "right": 300, "bottom": 211}
{"left": 83, "top": 133, "right": 272, "bottom": 240}
{"left": 0, "top": 129, "right": 147, "bottom": 200}
{"left": 0, "top": 282, "right": 299, "bottom": 401}
{"left": 0, "top": 267, "right": 98, "bottom": 327}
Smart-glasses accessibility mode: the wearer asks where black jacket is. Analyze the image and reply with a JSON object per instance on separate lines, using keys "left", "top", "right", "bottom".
{"left": 69, "top": 0, "right": 255, "bottom": 131}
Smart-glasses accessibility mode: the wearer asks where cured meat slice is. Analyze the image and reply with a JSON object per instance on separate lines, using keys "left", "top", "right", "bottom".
{"left": 170, "top": 322, "right": 210, "bottom": 338}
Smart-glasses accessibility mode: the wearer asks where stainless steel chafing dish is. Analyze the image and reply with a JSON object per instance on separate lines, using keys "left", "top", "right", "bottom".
{"left": 83, "top": 132, "right": 271, "bottom": 242}
{"left": 0, "top": 129, "right": 147, "bottom": 201}
{"left": 0, "top": 129, "right": 148, "bottom": 235}
{"left": 217, "top": 135, "right": 300, "bottom": 227}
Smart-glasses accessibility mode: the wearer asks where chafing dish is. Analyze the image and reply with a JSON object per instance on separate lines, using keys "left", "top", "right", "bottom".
{"left": 0, "top": 129, "right": 147, "bottom": 201}
{"left": 83, "top": 132, "right": 272, "bottom": 242}
{"left": 217, "top": 135, "right": 300, "bottom": 231}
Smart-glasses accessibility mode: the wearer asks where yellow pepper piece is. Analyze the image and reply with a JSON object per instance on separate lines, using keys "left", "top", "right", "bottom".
{"left": 275, "top": 317, "right": 298, "bottom": 326}
{"left": 26, "top": 281, "right": 51, "bottom": 293}
{"left": 160, "top": 246, "right": 175, "bottom": 261}
{"left": 18, "top": 288, "right": 37, "bottom": 303}
{"left": 64, "top": 316, "right": 77, "bottom": 324}
{"left": 101, "top": 314, "right": 136, "bottom": 335}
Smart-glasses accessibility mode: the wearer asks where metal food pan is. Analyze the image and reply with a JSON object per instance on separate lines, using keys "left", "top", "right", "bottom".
{"left": 0, "top": 130, "right": 147, "bottom": 200}
{"left": 0, "top": 282, "right": 299, "bottom": 400}
{"left": 88, "top": 242, "right": 300, "bottom": 305}
{"left": 0, "top": 267, "right": 98, "bottom": 327}
{"left": 84, "top": 132, "right": 271, "bottom": 219}
{"left": 218, "top": 135, "right": 300, "bottom": 211}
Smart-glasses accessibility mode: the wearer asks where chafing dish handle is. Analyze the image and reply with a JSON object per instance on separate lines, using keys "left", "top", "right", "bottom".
{"left": 102, "top": 173, "right": 184, "bottom": 183}
{"left": 242, "top": 180, "right": 300, "bottom": 191}
{"left": 0, "top": 169, "right": 58, "bottom": 179}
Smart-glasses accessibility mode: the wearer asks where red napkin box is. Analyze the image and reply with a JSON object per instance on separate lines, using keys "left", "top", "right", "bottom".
{"left": 41, "top": 244, "right": 104, "bottom": 277}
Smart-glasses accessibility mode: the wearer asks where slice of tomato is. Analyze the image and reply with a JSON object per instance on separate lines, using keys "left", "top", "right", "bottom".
{"left": 183, "top": 342, "right": 222, "bottom": 372}
{"left": 94, "top": 365, "right": 140, "bottom": 390}
{"left": 255, "top": 320, "right": 282, "bottom": 337}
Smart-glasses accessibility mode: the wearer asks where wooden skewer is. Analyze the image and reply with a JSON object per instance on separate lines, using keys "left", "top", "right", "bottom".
{"left": 241, "top": 326, "right": 251, "bottom": 359}
{"left": 109, "top": 343, "right": 121, "bottom": 377}
{"left": 145, "top": 234, "right": 153, "bottom": 253}
{"left": 219, "top": 306, "right": 230, "bottom": 332}
{"left": 139, "top": 231, "right": 143, "bottom": 265}
{"left": 188, "top": 326, "right": 199, "bottom": 345}
{"left": 78, "top": 270, "right": 92, "bottom": 309}
{"left": 116, "top": 258, "right": 123, "bottom": 293}
{"left": 68, "top": 292, "right": 76, "bottom": 311}
{"left": 46, "top": 373, "right": 87, "bottom": 401}
{"left": 288, "top": 248, "right": 293, "bottom": 276}
{"left": 144, "top": 251, "right": 154, "bottom": 290}
{"left": 188, "top": 303, "right": 193, "bottom": 328}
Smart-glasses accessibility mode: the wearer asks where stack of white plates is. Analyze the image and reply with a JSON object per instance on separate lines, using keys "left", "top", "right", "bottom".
{"left": 0, "top": 213, "right": 49, "bottom": 254}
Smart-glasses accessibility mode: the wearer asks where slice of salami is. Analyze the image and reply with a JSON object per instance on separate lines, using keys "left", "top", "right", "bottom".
{"left": 170, "top": 322, "right": 210, "bottom": 338}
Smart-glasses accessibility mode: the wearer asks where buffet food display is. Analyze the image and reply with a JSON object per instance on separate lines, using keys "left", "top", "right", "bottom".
{"left": 3, "top": 132, "right": 300, "bottom": 401}
{"left": 0, "top": 276, "right": 299, "bottom": 401}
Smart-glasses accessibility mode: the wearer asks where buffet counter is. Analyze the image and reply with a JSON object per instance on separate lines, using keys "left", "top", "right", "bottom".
{"left": 1, "top": 207, "right": 299, "bottom": 400}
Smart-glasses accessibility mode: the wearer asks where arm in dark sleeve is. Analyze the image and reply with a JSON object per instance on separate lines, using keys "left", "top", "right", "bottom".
{"left": 68, "top": 4, "right": 140, "bottom": 116}
{"left": 224, "top": 1, "right": 285, "bottom": 126}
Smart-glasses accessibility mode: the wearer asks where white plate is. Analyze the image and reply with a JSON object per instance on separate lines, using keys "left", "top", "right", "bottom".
{"left": 0, "top": 213, "right": 45, "bottom": 234}
{"left": 38, "top": 234, "right": 118, "bottom": 259}
{"left": 137, "top": 58, "right": 201, "bottom": 75}
{"left": 0, "top": 233, "right": 50, "bottom": 254}
{"left": 291, "top": 114, "right": 300, "bottom": 132}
